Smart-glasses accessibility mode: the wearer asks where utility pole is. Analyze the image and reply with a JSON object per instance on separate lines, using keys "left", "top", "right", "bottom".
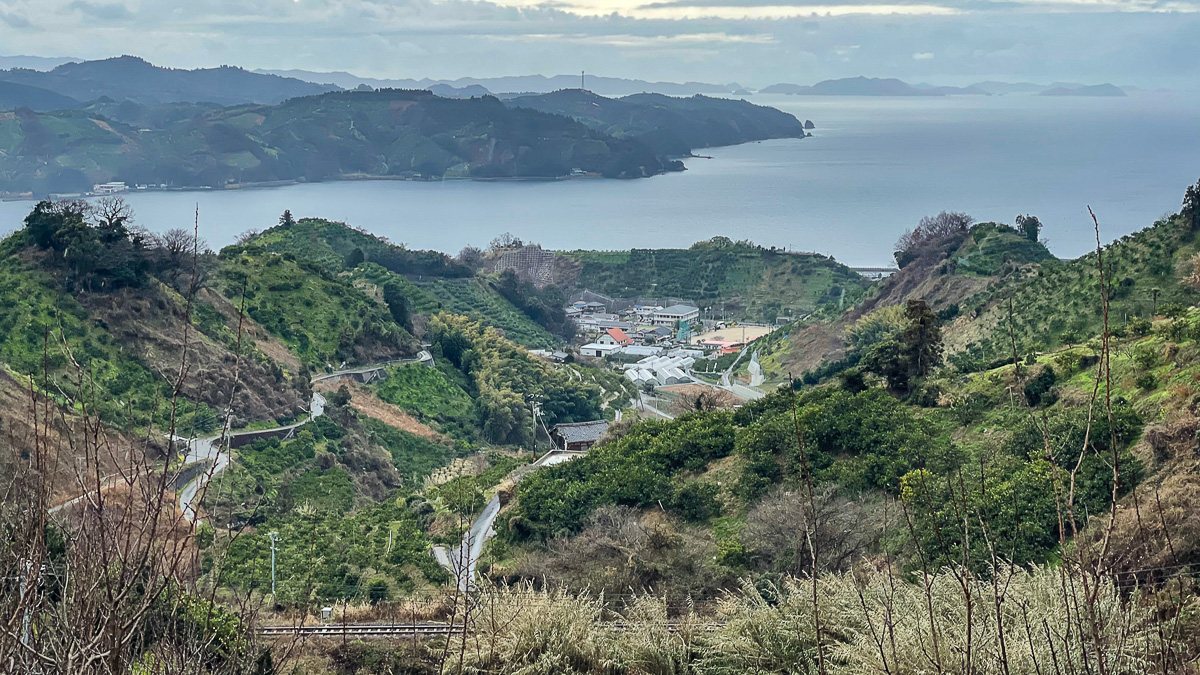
{"left": 268, "top": 531, "right": 279, "bottom": 599}
{"left": 581, "top": 70, "right": 585, "bottom": 91}
{"left": 19, "top": 559, "right": 33, "bottom": 649}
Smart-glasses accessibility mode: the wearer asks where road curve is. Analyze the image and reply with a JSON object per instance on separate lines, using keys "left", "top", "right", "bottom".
{"left": 433, "top": 449, "right": 585, "bottom": 591}
{"left": 175, "top": 352, "right": 431, "bottom": 522}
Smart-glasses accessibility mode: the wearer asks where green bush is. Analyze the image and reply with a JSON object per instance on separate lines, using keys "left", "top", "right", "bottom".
{"left": 671, "top": 481, "right": 723, "bottom": 523}
{"left": 1135, "top": 372, "right": 1158, "bottom": 391}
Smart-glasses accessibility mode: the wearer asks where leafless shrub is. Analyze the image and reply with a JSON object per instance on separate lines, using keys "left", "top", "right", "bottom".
{"left": 508, "top": 506, "right": 733, "bottom": 605}
{"left": 742, "top": 485, "right": 881, "bottom": 576}
{"left": 668, "top": 387, "right": 738, "bottom": 416}
{"left": 894, "top": 211, "right": 975, "bottom": 265}
{"left": 0, "top": 214, "right": 289, "bottom": 673}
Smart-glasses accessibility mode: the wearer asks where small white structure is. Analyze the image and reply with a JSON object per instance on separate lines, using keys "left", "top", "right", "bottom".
{"left": 92, "top": 182, "right": 129, "bottom": 195}
{"left": 580, "top": 343, "right": 621, "bottom": 358}
{"left": 624, "top": 351, "right": 695, "bottom": 386}
{"left": 622, "top": 345, "right": 664, "bottom": 358}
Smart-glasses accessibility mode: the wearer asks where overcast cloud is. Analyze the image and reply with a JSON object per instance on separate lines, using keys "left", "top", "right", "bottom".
{"left": 0, "top": 0, "right": 1195, "bottom": 87}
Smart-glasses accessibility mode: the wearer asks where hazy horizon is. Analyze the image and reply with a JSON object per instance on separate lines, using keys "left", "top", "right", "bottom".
{"left": 0, "top": 0, "right": 1196, "bottom": 91}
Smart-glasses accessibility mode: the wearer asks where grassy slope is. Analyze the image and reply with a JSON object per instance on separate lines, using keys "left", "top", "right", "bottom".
{"left": 560, "top": 242, "right": 870, "bottom": 322}
{"left": 945, "top": 216, "right": 1199, "bottom": 360}
{"left": 410, "top": 278, "right": 559, "bottom": 349}
{"left": 213, "top": 248, "right": 416, "bottom": 369}
{"left": 0, "top": 243, "right": 209, "bottom": 430}
{"left": 246, "top": 219, "right": 559, "bottom": 349}
{"left": 374, "top": 363, "right": 478, "bottom": 440}
{"left": 756, "top": 223, "right": 1059, "bottom": 379}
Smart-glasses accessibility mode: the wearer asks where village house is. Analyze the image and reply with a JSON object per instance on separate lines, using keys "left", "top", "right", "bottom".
{"left": 550, "top": 420, "right": 609, "bottom": 451}
{"left": 597, "top": 327, "right": 632, "bottom": 346}
{"left": 638, "top": 326, "right": 673, "bottom": 344}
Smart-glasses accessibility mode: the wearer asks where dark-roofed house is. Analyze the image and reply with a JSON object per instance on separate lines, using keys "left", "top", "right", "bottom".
{"left": 550, "top": 420, "right": 609, "bottom": 451}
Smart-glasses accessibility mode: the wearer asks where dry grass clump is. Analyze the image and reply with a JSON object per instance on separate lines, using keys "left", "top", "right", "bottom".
{"left": 434, "top": 564, "right": 1185, "bottom": 675}
{"left": 451, "top": 585, "right": 621, "bottom": 674}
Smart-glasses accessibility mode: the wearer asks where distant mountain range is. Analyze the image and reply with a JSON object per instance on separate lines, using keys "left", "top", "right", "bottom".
{"left": 258, "top": 69, "right": 749, "bottom": 98}
{"left": 761, "top": 76, "right": 1130, "bottom": 97}
{"left": 760, "top": 77, "right": 987, "bottom": 97}
{"left": 0, "top": 55, "right": 79, "bottom": 71}
{"left": 0, "top": 56, "right": 336, "bottom": 107}
{"left": 1038, "top": 83, "right": 1127, "bottom": 97}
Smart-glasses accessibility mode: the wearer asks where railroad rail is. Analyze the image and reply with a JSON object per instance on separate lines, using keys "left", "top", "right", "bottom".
{"left": 258, "top": 622, "right": 461, "bottom": 638}
{"left": 258, "top": 621, "right": 719, "bottom": 638}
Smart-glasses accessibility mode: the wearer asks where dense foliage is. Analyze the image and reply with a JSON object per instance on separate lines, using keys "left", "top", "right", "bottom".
{"left": 508, "top": 89, "right": 806, "bottom": 156}
{"left": 426, "top": 313, "right": 604, "bottom": 445}
{"left": 0, "top": 89, "right": 678, "bottom": 193}
{"left": 511, "top": 412, "right": 736, "bottom": 538}
{"left": 246, "top": 218, "right": 472, "bottom": 279}
{"left": 563, "top": 237, "right": 869, "bottom": 320}
{"left": 374, "top": 363, "right": 478, "bottom": 440}
{"left": 214, "top": 247, "right": 414, "bottom": 367}
{"left": 491, "top": 269, "right": 576, "bottom": 340}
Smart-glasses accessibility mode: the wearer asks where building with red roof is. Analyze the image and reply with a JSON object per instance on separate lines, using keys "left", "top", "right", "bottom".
{"left": 598, "top": 327, "right": 632, "bottom": 346}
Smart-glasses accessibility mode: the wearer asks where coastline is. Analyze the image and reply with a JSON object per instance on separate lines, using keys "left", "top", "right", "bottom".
{"left": 0, "top": 132, "right": 817, "bottom": 203}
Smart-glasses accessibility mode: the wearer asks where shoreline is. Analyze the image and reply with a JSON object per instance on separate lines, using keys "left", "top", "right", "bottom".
{"left": 1, "top": 172, "right": 613, "bottom": 203}
{"left": 0, "top": 134, "right": 815, "bottom": 203}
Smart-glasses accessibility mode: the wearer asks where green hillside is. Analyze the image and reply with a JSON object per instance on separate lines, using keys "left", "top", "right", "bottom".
{"left": 243, "top": 218, "right": 560, "bottom": 348}
{"left": 0, "top": 89, "right": 677, "bottom": 193}
{"left": 0, "top": 203, "right": 307, "bottom": 432}
{"left": 509, "top": 89, "right": 806, "bottom": 156}
{"left": 213, "top": 246, "right": 417, "bottom": 369}
{"left": 560, "top": 237, "right": 870, "bottom": 321}
{"left": 757, "top": 220, "right": 1058, "bottom": 379}
{"left": 947, "top": 215, "right": 1200, "bottom": 366}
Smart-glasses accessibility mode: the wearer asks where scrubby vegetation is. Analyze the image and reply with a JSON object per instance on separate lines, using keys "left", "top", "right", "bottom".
{"left": 562, "top": 237, "right": 870, "bottom": 321}
{"left": 953, "top": 213, "right": 1200, "bottom": 366}
{"left": 9, "top": 183, "right": 1200, "bottom": 674}
{"left": 426, "top": 313, "right": 607, "bottom": 445}
{"left": 214, "top": 245, "right": 415, "bottom": 368}
{"left": 374, "top": 363, "right": 477, "bottom": 440}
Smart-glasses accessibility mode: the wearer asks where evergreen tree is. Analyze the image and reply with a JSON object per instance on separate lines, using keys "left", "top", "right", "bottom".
{"left": 279, "top": 209, "right": 295, "bottom": 228}
{"left": 903, "top": 299, "right": 943, "bottom": 378}
{"left": 1184, "top": 179, "right": 1200, "bottom": 231}
{"left": 1016, "top": 214, "right": 1043, "bottom": 242}
{"left": 382, "top": 282, "right": 412, "bottom": 331}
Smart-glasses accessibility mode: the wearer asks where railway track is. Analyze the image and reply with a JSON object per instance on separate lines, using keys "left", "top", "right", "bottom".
{"left": 258, "top": 621, "right": 720, "bottom": 638}
{"left": 258, "top": 622, "right": 461, "bottom": 638}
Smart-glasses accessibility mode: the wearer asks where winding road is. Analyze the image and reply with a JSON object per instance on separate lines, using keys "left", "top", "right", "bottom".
{"left": 433, "top": 448, "right": 585, "bottom": 591}
{"left": 175, "top": 391, "right": 325, "bottom": 523}
{"left": 176, "top": 350, "right": 431, "bottom": 523}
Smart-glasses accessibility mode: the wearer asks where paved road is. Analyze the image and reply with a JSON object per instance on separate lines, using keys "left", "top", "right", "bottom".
{"left": 175, "top": 354, "right": 427, "bottom": 522}
{"left": 433, "top": 449, "right": 585, "bottom": 591}
{"left": 176, "top": 391, "right": 325, "bottom": 523}
{"left": 311, "top": 351, "right": 431, "bottom": 384}
{"left": 748, "top": 351, "right": 765, "bottom": 387}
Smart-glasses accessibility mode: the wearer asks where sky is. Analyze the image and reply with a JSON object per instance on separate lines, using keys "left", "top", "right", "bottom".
{"left": 0, "top": 0, "right": 1196, "bottom": 88}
